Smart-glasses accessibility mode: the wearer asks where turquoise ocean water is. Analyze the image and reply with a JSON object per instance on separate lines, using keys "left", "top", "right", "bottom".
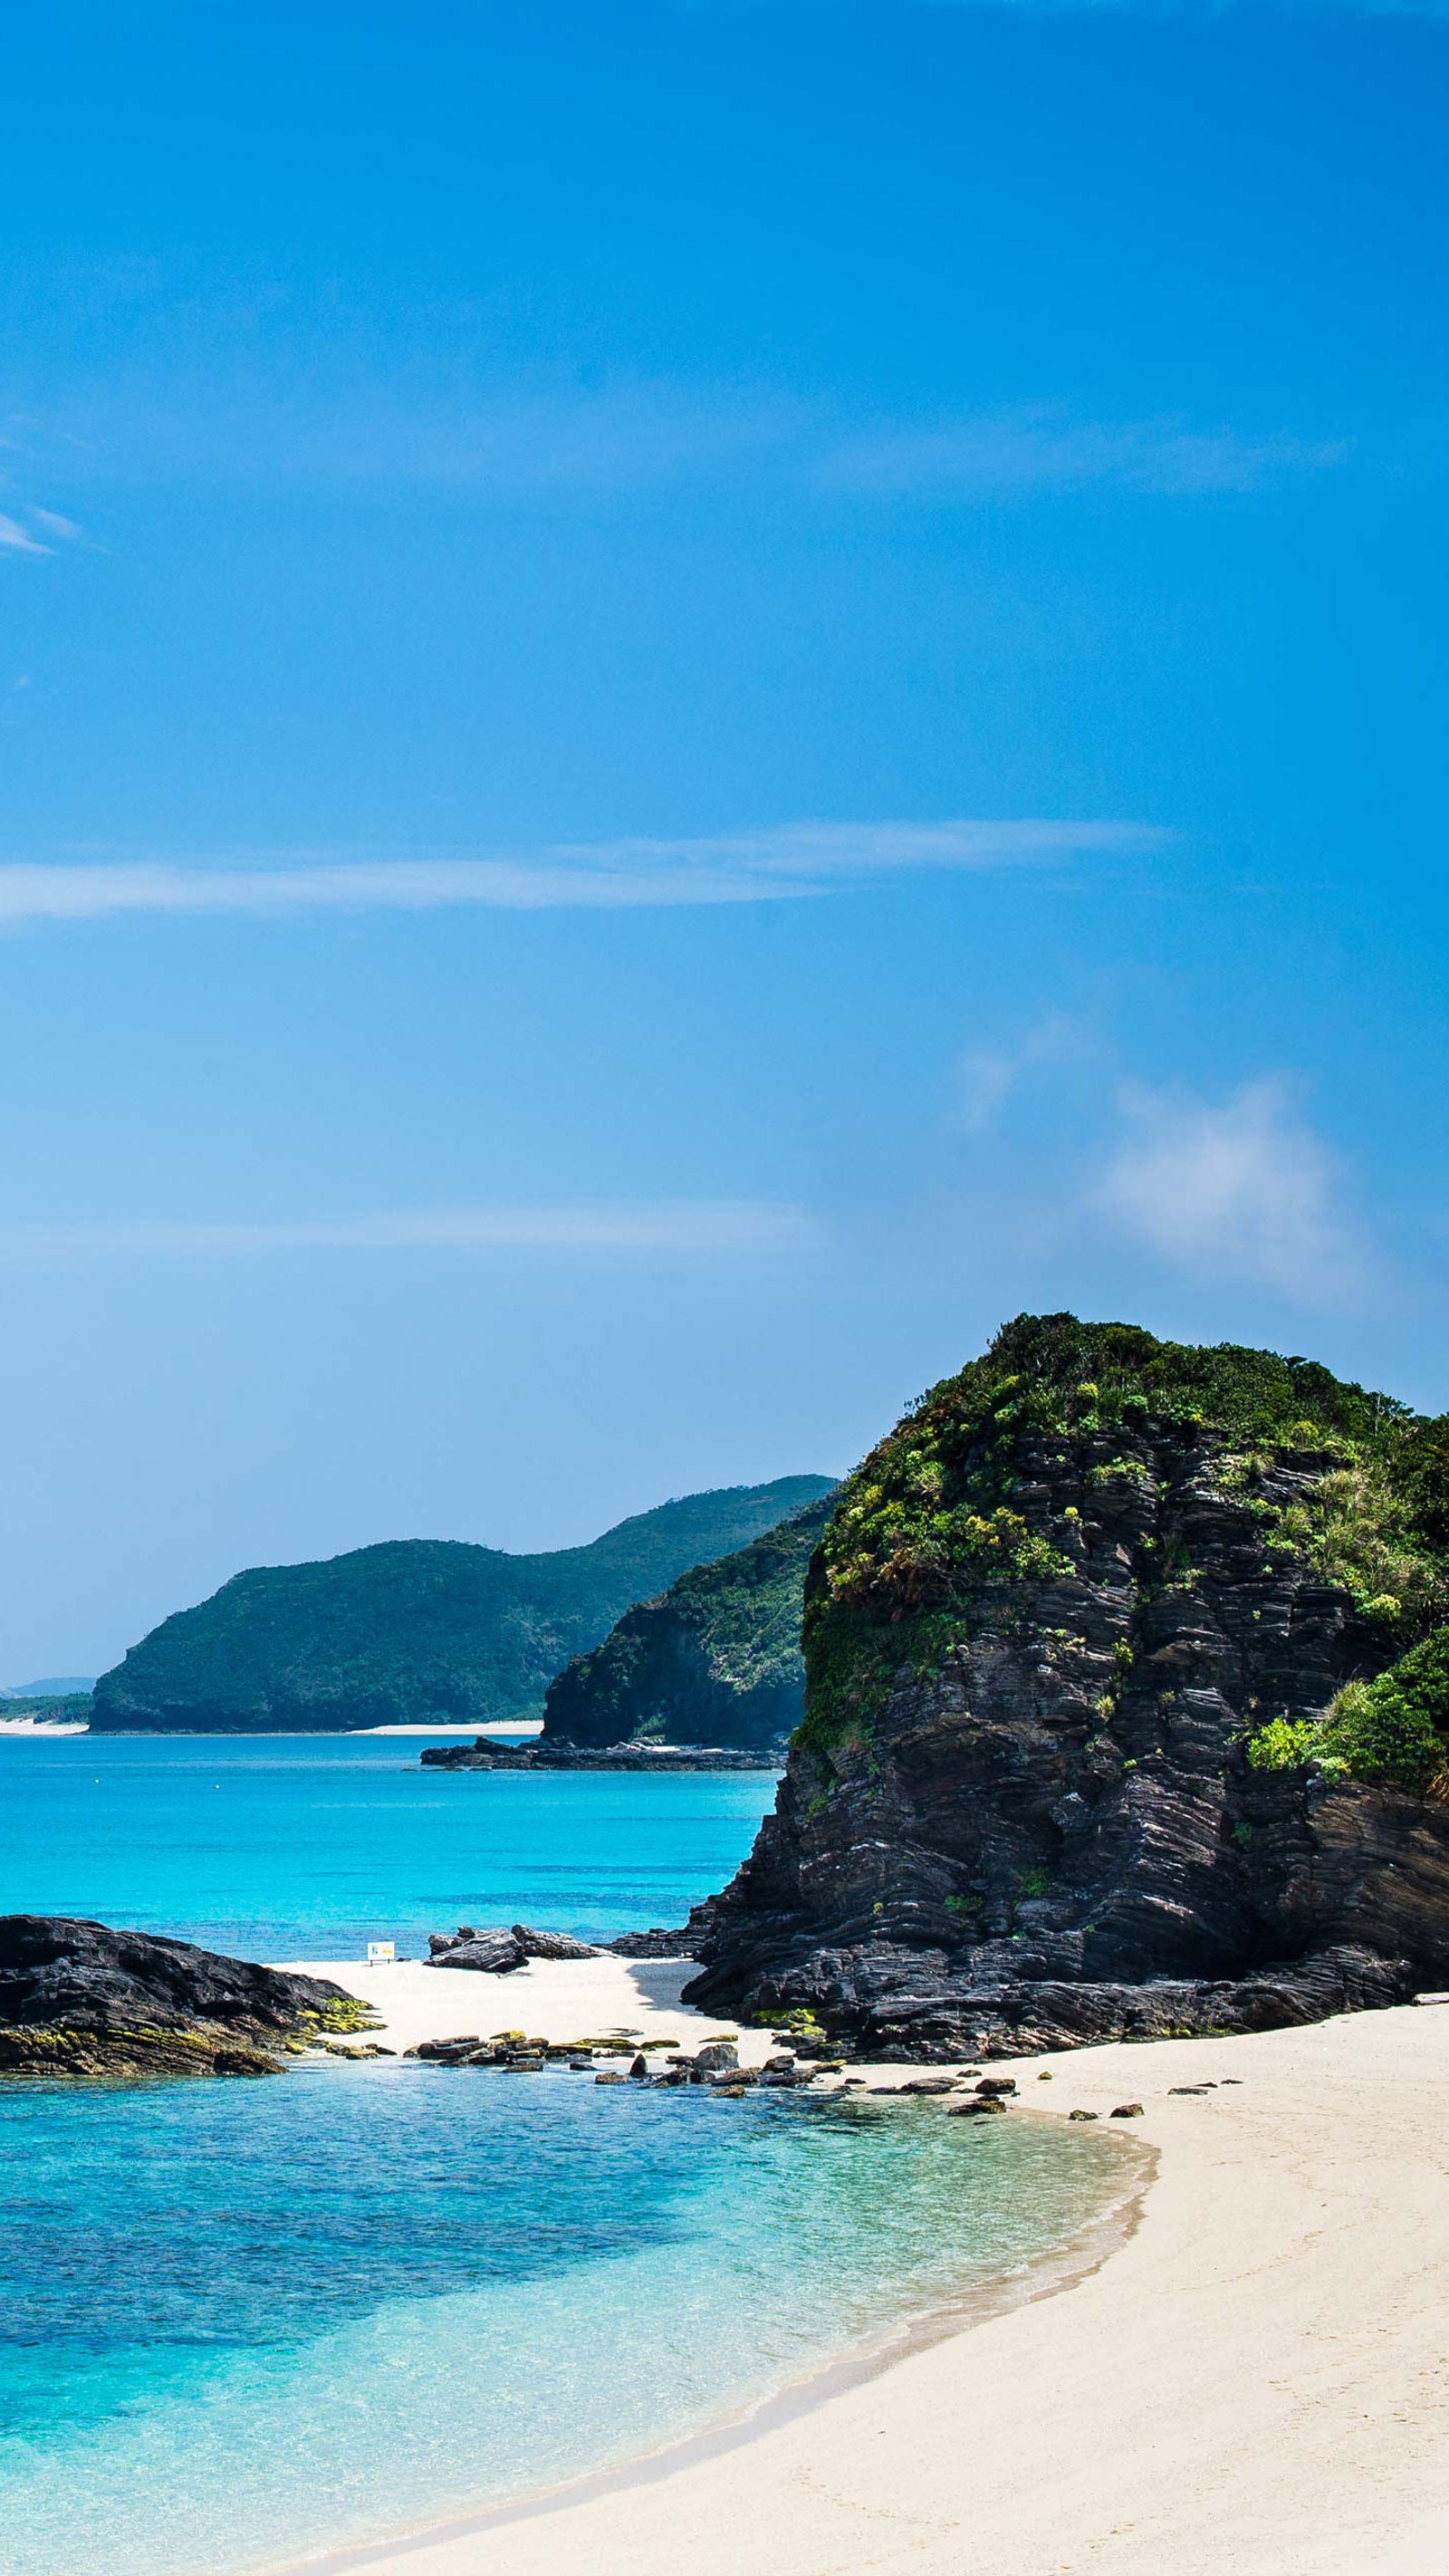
{"left": 0, "top": 1739, "right": 1129, "bottom": 2576}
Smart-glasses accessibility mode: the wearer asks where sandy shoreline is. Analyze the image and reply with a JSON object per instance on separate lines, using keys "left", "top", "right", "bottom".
{"left": 277, "top": 1956, "right": 1449, "bottom": 2575}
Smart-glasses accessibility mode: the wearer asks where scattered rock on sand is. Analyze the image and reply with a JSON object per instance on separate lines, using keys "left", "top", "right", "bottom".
{"left": 1068, "top": 2108, "right": 1099, "bottom": 2121}
{"left": 428, "top": 1927, "right": 527, "bottom": 1973}
{"left": 1110, "top": 2102, "right": 1144, "bottom": 2118}
{"left": 511, "top": 1925, "right": 603, "bottom": 1961}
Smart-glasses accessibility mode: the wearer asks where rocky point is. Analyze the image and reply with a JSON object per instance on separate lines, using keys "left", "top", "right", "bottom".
{"left": 679, "top": 1315, "right": 1449, "bottom": 2058}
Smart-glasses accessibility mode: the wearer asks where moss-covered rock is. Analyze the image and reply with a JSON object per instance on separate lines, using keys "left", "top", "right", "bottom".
{"left": 0, "top": 1915, "right": 362, "bottom": 2078}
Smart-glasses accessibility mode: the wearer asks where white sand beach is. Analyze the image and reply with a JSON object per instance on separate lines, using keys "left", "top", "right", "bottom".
{"left": 278, "top": 1956, "right": 1449, "bottom": 2576}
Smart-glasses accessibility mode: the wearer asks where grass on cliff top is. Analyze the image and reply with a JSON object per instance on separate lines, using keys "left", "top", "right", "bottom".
{"left": 798, "top": 1312, "right": 1449, "bottom": 1769}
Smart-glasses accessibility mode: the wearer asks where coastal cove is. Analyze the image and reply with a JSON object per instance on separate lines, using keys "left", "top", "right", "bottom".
{"left": 0, "top": 1973, "right": 1130, "bottom": 2576}
{"left": 0, "top": 1744, "right": 1127, "bottom": 2576}
{"left": 299, "top": 1994, "right": 1449, "bottom": 2576}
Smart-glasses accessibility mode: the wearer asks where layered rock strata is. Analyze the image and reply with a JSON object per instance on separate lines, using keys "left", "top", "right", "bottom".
{"left": 681, "top": 1317, "right": 1449, "bottom": 2058}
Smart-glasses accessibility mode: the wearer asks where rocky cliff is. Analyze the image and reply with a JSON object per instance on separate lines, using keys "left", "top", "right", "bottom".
{"left": 540, "top": 1495, "right": 834, "bottom": 1751}
{"left": 683, "top": 1316, "right": 1449, "bottom": 2057}
{"left": 91, "top": 1477, "right": 834, "bottom": 1734}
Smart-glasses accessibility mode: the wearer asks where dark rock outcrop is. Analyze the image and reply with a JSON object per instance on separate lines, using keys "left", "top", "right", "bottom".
{"left": 609, "top": 1927, "right": 698, "bottom": 1957}
{"left": 0, "top": 1915, "right": 361, "bottom": 2076}
{"left": 540, "top": 1497, "right": 834, "bottom": 1753}
{"left": 511, "top": 1924, "right": 604, "bottom": 1961}
{"left": 681, "top": 1316, "right": 1449, "bottom": 2058}
{"left": 420, "top": 1742, "right": 782, "bottom": 1773}
{"left": 427, "top": 1927, "right": 527, "bottom": 1972}
{"left": 425, "top": 1922, "right": 603, "bottom": 1966}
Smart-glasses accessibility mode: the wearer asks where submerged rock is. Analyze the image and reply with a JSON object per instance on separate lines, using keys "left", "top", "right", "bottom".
{"left": 0, "top": 1915, "right": 361, "bottom": 2078}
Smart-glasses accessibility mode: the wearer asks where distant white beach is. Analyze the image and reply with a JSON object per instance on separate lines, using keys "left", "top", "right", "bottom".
{"left": 356, "top": 1721, "right": 544, "bottom": 1737}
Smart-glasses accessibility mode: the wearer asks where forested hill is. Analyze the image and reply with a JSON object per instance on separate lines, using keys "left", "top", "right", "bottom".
{"left": 90, "top": 1478, "right": 835, "bottom": 1734}
{"left": 542, "top": 1495, "right": 834, "bottom": 1752}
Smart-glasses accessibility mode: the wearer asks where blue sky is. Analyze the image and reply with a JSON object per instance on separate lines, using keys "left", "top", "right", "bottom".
{"left": 1, "top": 0, "right": 1446, "bottom": 1673}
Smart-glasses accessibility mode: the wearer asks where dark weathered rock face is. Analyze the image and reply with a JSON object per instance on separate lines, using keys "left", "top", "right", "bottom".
{"left": 683, "top": 1317, "right": 1449, "bottom": 2058}
{"left": 0, "top": 1916, "right": 360, "bottom": 2076}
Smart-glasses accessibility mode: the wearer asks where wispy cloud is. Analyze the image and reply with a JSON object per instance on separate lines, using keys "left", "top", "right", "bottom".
{"left": 1089, "top": 1079, "right": 1371, "bottom": 1302}
{"left": 3, "top": 376, "right": 804, "bottom": 496}
{"left": 820, "top": 409, "right": 1348, "bottom": 499}
{"left": 952, "top": 1014, "right": 1086, "bottom": 1134}
{"left": 5, "top": 351, "right": 1345, "bottom": 509}
{"left": 0, "top": 513, "right": 51, "bottom": 555}
{"left": 0, "top": 503, "right": 82, "bottom": 555}
{"left": 0, "top": 1202, "right": 819, "bottom": 1262}
{"left": 0, "top": 819, "right": 1164, "bottom": 923}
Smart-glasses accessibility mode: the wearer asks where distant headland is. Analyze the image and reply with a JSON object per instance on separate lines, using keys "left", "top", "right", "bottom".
{"left": 88, "top": 1477, "right": 835, "bottom": 1735}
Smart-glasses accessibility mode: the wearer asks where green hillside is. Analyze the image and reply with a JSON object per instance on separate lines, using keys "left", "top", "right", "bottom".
{"left": 90, "top": 1477, "right": 835, "bottom": 1734}
{"left": 541, "top": 1493, "right": 835, "bottom": 1751}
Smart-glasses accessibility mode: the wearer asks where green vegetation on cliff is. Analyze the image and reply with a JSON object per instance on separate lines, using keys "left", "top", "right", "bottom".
{"left": 542, "top": 1495, "right": 834, "bottom": 1750}
{"left": 1249, "top": 1627, "right": 1449, "bottom": 1797}
{"left": 801, "top": 1313, "right": 1449, "bottom": 1789}
{"left": 91, "top": 1477, "right": 835, "bottom": 1734}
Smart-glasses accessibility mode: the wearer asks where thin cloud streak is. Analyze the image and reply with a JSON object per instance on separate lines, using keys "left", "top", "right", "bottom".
{"left": 820, "top": 409, "right": 1348, "bottom": 499}
{"left": 0, "top": 1203, "right": 820, "bottom": 1261}
{"left": 0, "top": 513, "right": 50, "bottom": 555}
{"left": 0, "top": 820, "right": 1166, "bottom": 922}
{"left": 6, "top": 366, "right": 1345, "bottom": 505}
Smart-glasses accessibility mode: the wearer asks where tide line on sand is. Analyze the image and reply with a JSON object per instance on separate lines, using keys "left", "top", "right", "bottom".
{"left": 266, "top": 1956, "right": 1449, "bottom": 2576}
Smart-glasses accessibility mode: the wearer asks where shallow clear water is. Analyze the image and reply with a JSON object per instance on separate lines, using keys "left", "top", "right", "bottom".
{"left": 0, "top": 1739, "right": 1131, "bottom": 2576}
{"left": 0, "top": 1733, "right": 774, "bottom": 1955}
{"left": 0, "top": 2062, "right": 1128, "bottom": 2576}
